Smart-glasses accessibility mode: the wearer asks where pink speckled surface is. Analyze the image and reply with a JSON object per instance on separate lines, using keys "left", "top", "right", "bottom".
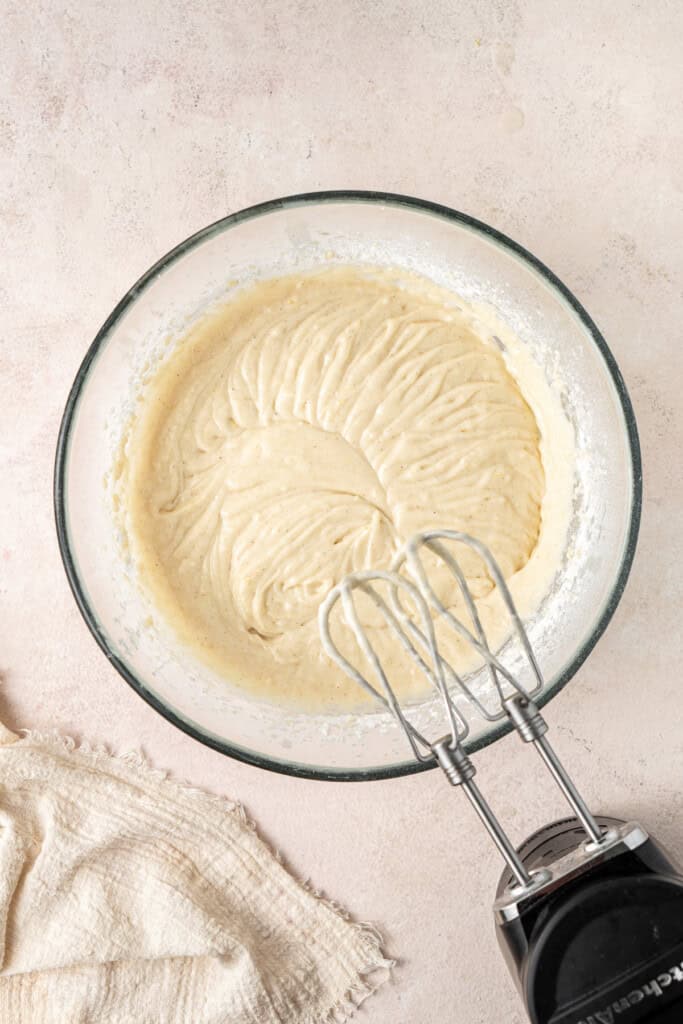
{"left": 2, "top": 3, "right": 683, "bottom": 1021}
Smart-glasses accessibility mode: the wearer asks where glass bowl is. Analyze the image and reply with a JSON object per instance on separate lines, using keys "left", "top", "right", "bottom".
{"left": 54, "top": 192, "right": 641, "bottom": 780}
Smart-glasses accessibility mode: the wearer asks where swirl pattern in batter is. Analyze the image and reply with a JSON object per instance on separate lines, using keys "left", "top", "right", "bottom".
{"left": 124, "top": 268, "right": 545, "bottom": 709}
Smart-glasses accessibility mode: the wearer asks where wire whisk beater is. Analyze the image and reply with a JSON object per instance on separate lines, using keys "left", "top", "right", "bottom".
{"left": 319, "top": 529, "right": 610, "bottom": 891}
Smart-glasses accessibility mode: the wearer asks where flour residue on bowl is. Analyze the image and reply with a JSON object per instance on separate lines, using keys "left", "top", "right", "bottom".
{"left": 117, "top": 266, "right": 573, "bottom": 710}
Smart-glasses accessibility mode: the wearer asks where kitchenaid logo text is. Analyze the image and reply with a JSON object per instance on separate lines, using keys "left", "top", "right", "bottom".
{"left": 576, "top": 960, "right": 683, "bottom": 1024}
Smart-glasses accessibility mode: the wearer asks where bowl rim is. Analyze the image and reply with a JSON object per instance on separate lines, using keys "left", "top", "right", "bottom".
{"left": 54, "top": 190, "right": 642, "bottom": 781}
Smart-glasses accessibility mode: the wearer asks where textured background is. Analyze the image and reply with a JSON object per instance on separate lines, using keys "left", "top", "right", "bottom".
{"left": 2, "top": 2, "right": 682, "bottom": 1021}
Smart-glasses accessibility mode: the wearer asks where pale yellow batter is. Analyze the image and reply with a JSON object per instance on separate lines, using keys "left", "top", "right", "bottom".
{"left": 122, "top": 268, "right": 551, "bottom": 710}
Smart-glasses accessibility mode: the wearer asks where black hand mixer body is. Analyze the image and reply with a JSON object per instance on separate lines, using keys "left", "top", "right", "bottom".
{"left": 496, "top": 816, "right": 683, "bottom": 1024}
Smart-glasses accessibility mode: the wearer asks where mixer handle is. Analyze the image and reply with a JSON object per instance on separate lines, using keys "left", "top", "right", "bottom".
{"left": 528, "top": 867, "right": 683, "bottom": 1023}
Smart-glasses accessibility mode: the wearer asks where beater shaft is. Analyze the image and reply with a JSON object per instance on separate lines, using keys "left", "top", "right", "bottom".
{"left": 464, "top": 781, "right": 532, "bottom": 888}
{"left": 432, "top": 737, "right": 532, "bottom": 888}
{"left": 533, "top": 736, "right": 603, "bottom": 845}
{"left": 503, "top": 693, "right": 604, "bottom": 845}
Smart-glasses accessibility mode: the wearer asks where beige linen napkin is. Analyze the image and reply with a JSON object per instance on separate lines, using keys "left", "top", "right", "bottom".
{"left": 0, "top": 718, "right": 391, "bottom": 1023}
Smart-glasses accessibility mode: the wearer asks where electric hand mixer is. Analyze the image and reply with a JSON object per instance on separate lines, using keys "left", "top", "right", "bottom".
{"left": 319, "top": 530, "right": 683, "bottom": 1024}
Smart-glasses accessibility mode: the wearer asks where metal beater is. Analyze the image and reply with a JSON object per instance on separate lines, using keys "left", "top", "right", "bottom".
{"left": 319, "top": 530, "right": 683, "bottom": 1024}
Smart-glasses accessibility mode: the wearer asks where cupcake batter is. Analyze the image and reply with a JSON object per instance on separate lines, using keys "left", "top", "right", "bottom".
{"left": 122, "top": 268, "right": 548, "bottom": 710}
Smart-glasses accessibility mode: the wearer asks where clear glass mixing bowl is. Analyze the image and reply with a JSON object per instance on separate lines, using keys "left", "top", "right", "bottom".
{"left": 54, "top": 192, "right": 641, "bottom": 780}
